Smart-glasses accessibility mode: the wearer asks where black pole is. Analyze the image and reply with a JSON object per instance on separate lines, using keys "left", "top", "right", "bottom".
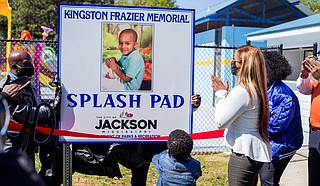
{"left": 313, "top": 42, "right": 318, "bottom": 57}
{"left": 280, "top": 44, "right": 283, "bottom": 55}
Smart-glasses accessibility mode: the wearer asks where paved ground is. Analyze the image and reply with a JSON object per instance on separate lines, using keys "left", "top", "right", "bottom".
{"left": 280, "top": 149, "right": 308, "bottom": 186}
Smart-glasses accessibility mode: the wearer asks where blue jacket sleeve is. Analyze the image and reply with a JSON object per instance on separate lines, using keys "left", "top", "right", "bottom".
{"left": 268, "top": 93, "right": 295, "bottom": 135}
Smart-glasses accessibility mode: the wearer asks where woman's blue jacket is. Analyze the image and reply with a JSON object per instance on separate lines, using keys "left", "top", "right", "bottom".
{"left": 268, "top": 80, "right": 303, "bottom": 162}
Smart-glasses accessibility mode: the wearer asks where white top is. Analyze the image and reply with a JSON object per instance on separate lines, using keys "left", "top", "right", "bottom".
{"left": 215, "top": 85, "right": 271, "bottom": 162}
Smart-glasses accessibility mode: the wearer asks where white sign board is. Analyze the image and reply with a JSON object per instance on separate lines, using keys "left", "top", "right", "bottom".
{"left": 58, "top": 4, "right": 195, "bottom": 143}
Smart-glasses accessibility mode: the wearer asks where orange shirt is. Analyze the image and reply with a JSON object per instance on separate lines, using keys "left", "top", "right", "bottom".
{"left": 310, "top": 81, "right": 320, "bottom": 130}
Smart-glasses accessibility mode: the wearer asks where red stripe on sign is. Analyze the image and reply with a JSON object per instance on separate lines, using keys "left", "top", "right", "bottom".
{"left": 8, "top": 121, "right": 224, "bottom": 140}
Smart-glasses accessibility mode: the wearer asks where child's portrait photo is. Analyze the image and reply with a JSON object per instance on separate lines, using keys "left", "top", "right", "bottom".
{"left": 101, "top": 23, "right": 153, "bottom": 91}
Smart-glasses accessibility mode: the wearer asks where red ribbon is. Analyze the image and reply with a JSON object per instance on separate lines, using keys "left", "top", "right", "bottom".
{"left": 8, "top": 121, "right": 224, "bottom": 140}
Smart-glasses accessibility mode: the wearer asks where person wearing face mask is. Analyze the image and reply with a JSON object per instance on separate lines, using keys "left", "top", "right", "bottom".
{"left": 230, "top": 59, "right": 240, "bottom": 76}
{"left": 0, "top": 50, "right": 52, "bottom": 162}
{"left": 211, "top": 45, "right": 271, "bottom": 185}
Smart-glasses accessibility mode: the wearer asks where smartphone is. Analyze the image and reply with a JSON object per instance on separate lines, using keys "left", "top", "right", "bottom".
{"left": 312, "top": 56, "right": 320, "bottom": 63}
{"left": 312, "top": 44, "right": 319, "bottom": 62}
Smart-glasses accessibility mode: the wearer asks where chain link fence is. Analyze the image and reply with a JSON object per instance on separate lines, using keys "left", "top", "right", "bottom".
{"left": 193, "top": 44, "right": 282, "bottom": 153}
{"left": 193, "top": 45, "right": 236, "bottom": 153}
{"left": 0, "top": 40, "right": 281, "bottom": 153}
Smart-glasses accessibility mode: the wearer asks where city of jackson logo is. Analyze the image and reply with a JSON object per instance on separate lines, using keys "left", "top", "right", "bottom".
{"left": 95, "top": 110, "right": 157, "bottom": 130}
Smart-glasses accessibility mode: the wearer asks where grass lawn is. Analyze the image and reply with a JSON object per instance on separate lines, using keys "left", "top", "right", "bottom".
{"left": 36, "top": 152, "right": 229, "bottom": 186}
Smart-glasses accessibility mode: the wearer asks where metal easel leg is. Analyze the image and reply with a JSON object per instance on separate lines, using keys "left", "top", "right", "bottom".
{"left": 63, "top": 143, "right": 72, "bottom": 186}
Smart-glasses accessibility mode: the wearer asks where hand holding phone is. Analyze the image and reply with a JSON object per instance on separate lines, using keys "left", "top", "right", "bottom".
{"left": 304, "top": 56, "right": 320, "bottom": 80}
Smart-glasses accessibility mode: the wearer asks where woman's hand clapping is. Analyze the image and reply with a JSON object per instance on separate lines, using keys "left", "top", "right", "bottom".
{"left": 210, "top": 75, "right": 229, "bottom": 92}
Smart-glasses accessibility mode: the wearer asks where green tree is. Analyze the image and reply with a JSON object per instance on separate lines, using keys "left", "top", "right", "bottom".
{"left": 0, "top": 0, "right": 177, "bottom": 40}
{"left": 301, "top": 0, "right": 320, "bottom": 13}
{"left": 8, "top": 0, "right": 59, "bottom": 40}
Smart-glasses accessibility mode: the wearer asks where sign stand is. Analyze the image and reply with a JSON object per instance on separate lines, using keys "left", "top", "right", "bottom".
{"left": 63, "top": 143, "right": 72, "bottom": 186}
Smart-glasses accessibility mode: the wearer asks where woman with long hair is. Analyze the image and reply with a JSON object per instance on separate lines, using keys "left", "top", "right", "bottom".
{"left": 211, "top": 45, "right": 271, "bottom": 185}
